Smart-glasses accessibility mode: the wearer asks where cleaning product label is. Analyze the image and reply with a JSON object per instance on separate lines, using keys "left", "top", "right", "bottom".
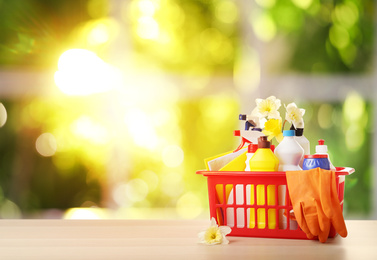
{"left": 303, "top": 154, "right": 330, "bottom": 170}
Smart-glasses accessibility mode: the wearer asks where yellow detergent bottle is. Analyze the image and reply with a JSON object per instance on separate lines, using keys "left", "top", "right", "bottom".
{"left": 249, "top": 136, "right": 279, "bottom": 229}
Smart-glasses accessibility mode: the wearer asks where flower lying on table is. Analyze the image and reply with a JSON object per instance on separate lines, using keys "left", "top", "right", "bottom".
{"left": 198, "top": 218, "right": 231, "bottom": 245}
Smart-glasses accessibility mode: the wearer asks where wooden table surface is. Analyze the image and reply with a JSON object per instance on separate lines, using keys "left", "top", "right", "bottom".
{"left": 0, "top": 219, "right": 375, "bottom": 260}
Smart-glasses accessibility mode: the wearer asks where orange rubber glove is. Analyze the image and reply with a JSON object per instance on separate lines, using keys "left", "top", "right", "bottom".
{"left": 286, "top": 168, "right": 347, "bottom": 243}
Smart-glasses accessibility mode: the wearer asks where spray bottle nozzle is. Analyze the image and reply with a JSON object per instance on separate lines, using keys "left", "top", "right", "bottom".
{"left": 239, "top": 114, "right": 247, "bottom": 120}
{"left": 318, "top": 139, "right": 325, "bottom": 145}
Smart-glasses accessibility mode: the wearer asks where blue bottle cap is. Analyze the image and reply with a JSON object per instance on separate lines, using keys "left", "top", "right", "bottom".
{"left": 283, "top": 130, "right": 295, "bottom": 137}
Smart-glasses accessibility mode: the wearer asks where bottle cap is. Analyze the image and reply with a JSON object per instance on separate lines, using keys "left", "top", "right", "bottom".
{"left": 316, "top": 139, "right": 328, "bottom": 153}
{"left": 304, "top": 154, "right": 328, "bottom": 159}
{"left": 295, "top": 128, "right": 304, "bottom": 136}
{"left": 248, "top": 143, "right": 258, "bottom": 153}
{"left": 258, "top": 136, "right": 270, "bottom": 148}
{"left": 283, "top": 130, "right": 295, "bottom": 137}
{"left": 239, "top": 114, "right": 247, "bottom": 120}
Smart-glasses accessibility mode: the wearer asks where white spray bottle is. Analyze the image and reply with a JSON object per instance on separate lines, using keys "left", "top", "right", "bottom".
{"left": 315, "top": 139, "right": 336, "bottom": 171}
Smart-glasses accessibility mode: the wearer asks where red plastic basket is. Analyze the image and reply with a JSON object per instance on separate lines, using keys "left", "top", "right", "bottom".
{"left": 197, "top": 167, "right": 354, "bottom": 240}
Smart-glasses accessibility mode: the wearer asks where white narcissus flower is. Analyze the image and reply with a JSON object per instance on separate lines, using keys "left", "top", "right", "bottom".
{"left": 255, "top": 96, "right": 281, "bottom": 119}
{"left": 285, "top": 102, "right": 305, "bottom": 127}
{"left": 198, "top": 218, "right": 231, "bottom": 245}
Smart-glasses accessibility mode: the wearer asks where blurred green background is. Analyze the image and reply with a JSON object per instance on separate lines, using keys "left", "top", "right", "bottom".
{"left": 0, "top": 0, "right": 374, "bottom": 219}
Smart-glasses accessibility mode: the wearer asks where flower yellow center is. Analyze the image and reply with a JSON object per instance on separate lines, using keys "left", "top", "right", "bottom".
{"left": 204, "top": 227, "right": 222, "bottom": 244}
{"left": 289, "top": 112, "right": 297, "bottom": 120}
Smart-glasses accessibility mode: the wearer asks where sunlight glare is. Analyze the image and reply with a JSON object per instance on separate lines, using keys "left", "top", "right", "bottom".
{"left": 88, "top": 23, "right": 110, "bottom": 45}
{"left": 125, "top": 108, "right": 159, "bottom": 149}
{"left": 64, "top": 208, "right": 108, "bottom": 219}
{"left": 72, "top": 116, "right": 109, "bottom": 144}
{"left": 54, "top": 49, "right": 122, "bottom": 96}
{"left": 138, "top": 0, "right": 157, "bottom": 16}
{"left": 137, "top": 16, "right": 159, "bottom": 40}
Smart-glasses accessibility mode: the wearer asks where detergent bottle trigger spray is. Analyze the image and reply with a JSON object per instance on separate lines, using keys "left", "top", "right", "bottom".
{"left": 233, "top": 114, "right": 264, "bottom": 153}
{"left": 315, "top": 139, "right": 336, "bottom": 171}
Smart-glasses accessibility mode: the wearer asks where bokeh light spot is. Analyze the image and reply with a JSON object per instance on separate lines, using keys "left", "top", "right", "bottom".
{"left": 138, "top": 0, "right": 157, "bottom": 16}
{"left": 36, "top": 133, "right": 57, "bottom": 157}
{"left": 334, "top": 2, "right": 359, "bottom": 28}
{"left": 162, "top": 145, "right": 184, "bottom": 168}
{"left": 329, "top": 25, "right": 350, "bottom": 49}
{"left": 343, "top": 91, "right": 365, "bottom": 124}
{"left": 200, "top": 28, "right": 224, "bottom": 53}
{"left": 72, "top": 116, "right": 109, "bottom": 144}
{"left": 113, "top": 179, "right": 149, "bottom": 206}
{"left": 199, "top": 27, "right": 234, "bottom": 64}
{"left": 137, "top": 16, "right": 159, "bottom": 40}
{"left": 274, "top": 6, "right": 302, "bottom": 31}
{"left": 0, "top": 103, "right": 7, "bottom": 127}
{"left": 126, "top": 178, "right": 149, "bottom": 203}
{"left": 0, "top": 200, "right": 22, "bottom": 219}
{"left": 200, "top": 97, "right": 235, "bottom": 125}
{"left": 339, "top": 44, "right": 357, "bottom": 66}
{"left": 139, "top": 170, "right": 159, "bottom": 192}
{"left": 88, "top": 23, "right": 110, "bottom": 45}
{"left": 215, "top": 0, "right": 238, "bottom": 24}
{"left": 292, "top": 0, "right": 313, "bottom": 9}
{"left": 317, "top": 104, "right": 333, "bottom": 129}
{"left": 250, "top": 12, "right": 276, "bottom": 42}
{"left": 345, "top": 125, "right": 364, "bottom": 152}
{"left": 113, "top": 183, "right": 128, "bottom": 206}
{"left": 125, "top": 108, "right": 159, "bottom": 149}
{"left": 176, "top": 192, "right": 202, "bottom": 219}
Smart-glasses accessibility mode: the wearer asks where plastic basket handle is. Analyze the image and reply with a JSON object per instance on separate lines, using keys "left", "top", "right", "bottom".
{"left": 335, "top": 167, "right": 355, "bottom": 176}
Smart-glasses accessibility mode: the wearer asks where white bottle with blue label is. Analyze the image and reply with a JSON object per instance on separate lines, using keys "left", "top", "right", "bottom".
{"left": 315, "top": 139, "right": 336, "bottom": 171}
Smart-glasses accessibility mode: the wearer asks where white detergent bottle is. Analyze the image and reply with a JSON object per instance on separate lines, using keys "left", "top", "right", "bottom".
{"left": 274, "top": 130, "right": 303, "bottom": 231}
{"left": 274, "top": 130, "right": 304, "bottom": 171}
{"left": 315, "top": 139, "right": 336, "bottom": 171}
{"left": 294, "top": 128, "right": 310, "bottom": 168}
{"left": 245, "top": 144, "right": 258, "bottom": 171}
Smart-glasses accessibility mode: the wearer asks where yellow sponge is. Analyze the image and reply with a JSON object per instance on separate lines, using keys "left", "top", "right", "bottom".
{"left": 219, "top": 150, "right": 247, "bottom": 171}
{"left": 204, "top": 148, "right": 247, "bottom": 171}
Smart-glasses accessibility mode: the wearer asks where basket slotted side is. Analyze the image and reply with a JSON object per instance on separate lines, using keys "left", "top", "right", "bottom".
{"left": 197, "top": 169, "right": 352, "bottom": 240}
